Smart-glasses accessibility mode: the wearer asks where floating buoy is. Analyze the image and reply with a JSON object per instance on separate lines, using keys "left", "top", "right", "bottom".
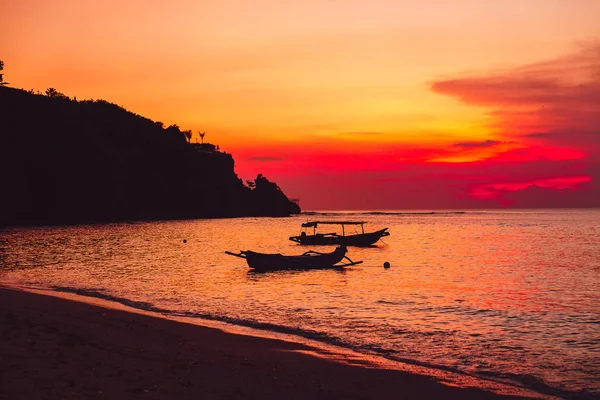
{"left": 384, "top": 261, "right": 390, "bottom": 269}
{"left": 183, "top": 239, "right": 187, "bottom": 243}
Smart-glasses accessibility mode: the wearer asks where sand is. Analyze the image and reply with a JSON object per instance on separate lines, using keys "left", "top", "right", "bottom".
{"left": 0, "top": 287, "right": 538, "bottom": 399}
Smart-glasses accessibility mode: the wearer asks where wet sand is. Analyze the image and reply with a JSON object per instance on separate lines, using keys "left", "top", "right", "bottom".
{"left": 0, "top": 287, "right": 537, "bottom": 399}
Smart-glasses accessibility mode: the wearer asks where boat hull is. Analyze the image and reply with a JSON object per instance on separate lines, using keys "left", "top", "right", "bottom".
{"left": 242, "top": 246, "right": 349, "bottom": 271}
{"left": 289, "top": 228, "right": 390, "bottom": 247}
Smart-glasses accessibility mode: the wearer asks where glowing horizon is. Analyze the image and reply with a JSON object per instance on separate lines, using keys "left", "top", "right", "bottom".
{"left": 2, "top": 0, "right": 599, "bottom": 209}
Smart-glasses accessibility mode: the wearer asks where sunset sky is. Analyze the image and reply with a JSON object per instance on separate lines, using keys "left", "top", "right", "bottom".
{"left": 2, "top": 0, "right": 599, "bottom": 210}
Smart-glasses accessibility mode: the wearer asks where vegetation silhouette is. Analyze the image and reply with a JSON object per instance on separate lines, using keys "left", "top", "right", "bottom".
{"left": 45, "top": 87, "right": 69, "bottom": 99}
{"left": 0, "top": 60, "right": 7, "bottom": 86}
{"left": 183, "top": 129, "right": 192, "bottom": 143}
{"left": 0, "top": 86, "right": 300, "bottom": 227}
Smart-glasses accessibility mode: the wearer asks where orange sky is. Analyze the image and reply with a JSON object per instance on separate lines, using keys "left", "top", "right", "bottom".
{"left": 2, "top": 0, "right": 599, "bottom": 209}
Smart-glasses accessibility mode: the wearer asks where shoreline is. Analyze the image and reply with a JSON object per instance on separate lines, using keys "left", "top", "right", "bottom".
{"left": 0, "top": 285, "right": 549, "bottom": 399}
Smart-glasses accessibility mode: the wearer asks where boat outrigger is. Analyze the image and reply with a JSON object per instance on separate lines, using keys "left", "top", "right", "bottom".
{"left": 225, "top": 245, "right": 362, "bottom": 272}
{"left": 289, "top": 221, "right": 390, "bottom": 247}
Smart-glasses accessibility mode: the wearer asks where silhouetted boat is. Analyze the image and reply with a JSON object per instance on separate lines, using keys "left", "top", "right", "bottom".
{"left": 289, "top": 221, "right": 390, "bottom": 247}
{"left": 225, "top": 245, "right": 362, "bottom": 271}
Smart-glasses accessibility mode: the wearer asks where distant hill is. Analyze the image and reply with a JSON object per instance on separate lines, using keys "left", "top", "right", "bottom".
{"left": 0, "top": 86, "right": 300, "bottom": 227}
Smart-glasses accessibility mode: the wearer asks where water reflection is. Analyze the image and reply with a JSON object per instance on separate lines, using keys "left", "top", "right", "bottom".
{"left": 246, "top": 267, "right": 347, "bottom": 279}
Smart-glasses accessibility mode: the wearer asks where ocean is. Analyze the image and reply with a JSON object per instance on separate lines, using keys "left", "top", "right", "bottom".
{"left": 1, "top": 210, "right": 599, "bottom": 399}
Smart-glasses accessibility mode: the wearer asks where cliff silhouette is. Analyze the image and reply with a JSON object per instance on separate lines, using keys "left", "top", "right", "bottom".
{"left": 0, "top": 86, "right": 300, "bottom": 227}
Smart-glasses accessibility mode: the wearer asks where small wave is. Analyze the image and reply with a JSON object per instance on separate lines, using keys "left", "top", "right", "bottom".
{"left": 51, "top": 286, "right": 170, "bottom": 314}
{"left": 390, "top": 328, "right": 458, "bottom": 337}
{"left": 478, "top": 371, "right": 599, "bottom": 400}
{"left": 376, "top": 299, "right": 417, "bottom": 306}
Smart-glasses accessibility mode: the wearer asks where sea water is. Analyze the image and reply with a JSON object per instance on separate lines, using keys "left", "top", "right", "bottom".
{"left": 1, "top": 210, "right": 599, "bottom": 398}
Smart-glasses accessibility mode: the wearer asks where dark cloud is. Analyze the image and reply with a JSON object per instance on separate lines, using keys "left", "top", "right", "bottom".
{"left": 525, "top": 132, "right": 555, "bottom": 138}
{"left": 338, "top": 131, "right": 383, "bottom": 136}
{"left": 452, "top": 139, "right": 504, "bottom": 148}
{"left": 248, "top": 156, "right": 285, "bottom": 162}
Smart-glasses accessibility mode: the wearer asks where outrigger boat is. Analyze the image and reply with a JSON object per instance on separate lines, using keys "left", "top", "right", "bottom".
{"left": 289, "top": 221, "right": 390, "bottom": 247}
{"left": 225, "top": 245, "right": 362, "bottom": 272}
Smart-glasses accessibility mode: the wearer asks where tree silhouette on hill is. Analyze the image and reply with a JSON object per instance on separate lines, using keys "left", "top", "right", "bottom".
{"left": 45, "top": 87, "right": 69, "bottom": 99}
{"left": 0, "top": 60, "right": 6, "bottom": 86}
{"left": 183, "top": 129, "right": 192, "bottom": 143}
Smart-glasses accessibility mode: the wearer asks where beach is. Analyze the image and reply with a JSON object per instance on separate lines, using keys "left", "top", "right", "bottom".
{"left": 0, "top": 286, "right": 536, "bottom": 400}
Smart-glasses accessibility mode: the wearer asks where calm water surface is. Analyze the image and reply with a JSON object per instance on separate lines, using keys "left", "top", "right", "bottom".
{"left": 1, "top": 210, "right": 599, "bottom": 399}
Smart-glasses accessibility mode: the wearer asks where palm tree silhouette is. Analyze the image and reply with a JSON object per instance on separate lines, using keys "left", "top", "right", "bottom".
{"left": 199, "top": 131, "right": 206, "bottom": 144}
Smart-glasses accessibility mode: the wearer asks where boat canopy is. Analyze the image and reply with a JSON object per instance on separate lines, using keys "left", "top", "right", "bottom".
{"left": 301, "top": 221, "right": 366, "bottom": 228}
